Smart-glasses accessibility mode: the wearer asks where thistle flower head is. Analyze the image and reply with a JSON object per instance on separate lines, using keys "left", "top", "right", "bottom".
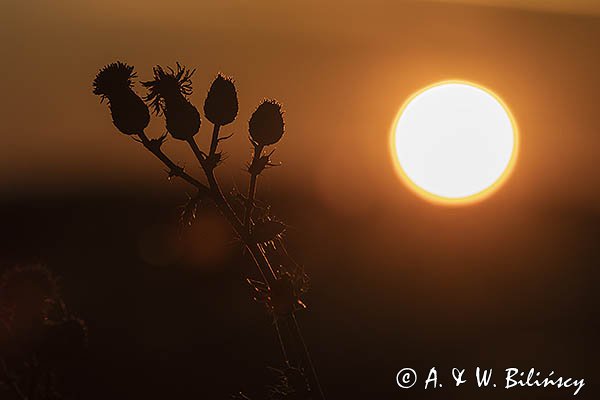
{"left": 142, "top": 63, "right": 201, "bottom": 140}
{"left": 92, "top": 61, "right": 150, "bottom": 135}
{"left": 143, "top": 62, "right": 195, "bottom": 115}
{"left": 249, "top": 100, "right": 285, "bottom": 146}
{"left": 92, "top": 61, "right": 137, "bottom": 101}
{"left": 204, "top": 73, "right": 238, "bottom": 126}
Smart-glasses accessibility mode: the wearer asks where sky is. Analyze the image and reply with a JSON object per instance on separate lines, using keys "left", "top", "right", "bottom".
{"left": 1, "top": 0, "right": 599, "bottom": 213}
{"left": 429, "top": 0, "right": 600, "bottom": 16}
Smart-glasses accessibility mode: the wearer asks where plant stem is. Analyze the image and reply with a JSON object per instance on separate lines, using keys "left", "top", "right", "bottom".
{"left": 137, "top": 127, "right": 324, "bottom": 399}
{"left": 292, "top": 314, "right": 326, "bottom": 400}
{"left": 136, "top": 130, "right": 275, "bottom": 283}
{"left": 274, "top": 320, "right": 291, "bottom": 368}
{"left": 137, "top": 131, "right": 210, "bottom": 196}
{"left": 209, "top": 123, "right": 221, "bottom": 156}
{"left": 187, "top": 136, "right": 206, "bottom": 164}
{"left": 186, "top": 131, "right": 277, "bottom": 284}
{"left": 244, "top": 144, "right": 264, "bottom": 234}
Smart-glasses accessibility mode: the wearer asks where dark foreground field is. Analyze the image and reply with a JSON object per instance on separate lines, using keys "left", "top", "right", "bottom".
{"left": 0, "top": 183, "right": 596, "bottom": 399}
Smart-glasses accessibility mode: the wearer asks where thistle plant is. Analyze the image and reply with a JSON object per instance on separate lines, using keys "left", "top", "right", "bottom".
{"left": 0, "top": 265, "right": 87, "bottom": 400}
{"left": 93, "top": 61, "right": 325, "bottom": 399}
{"left": 92, "top": 62, "right": 150, "bottom": 135}
{"left": 143, "top": 63, "right": 201, "bottom": 141}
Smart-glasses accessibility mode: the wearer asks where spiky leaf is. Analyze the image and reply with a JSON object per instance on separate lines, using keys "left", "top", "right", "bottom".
{"left": 250, "top": 220, "right": 286, "bottom": 243}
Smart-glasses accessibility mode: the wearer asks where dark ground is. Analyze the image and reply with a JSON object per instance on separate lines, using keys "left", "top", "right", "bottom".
{"left": 0, "top": 184, "right": 597, "bottom": 399}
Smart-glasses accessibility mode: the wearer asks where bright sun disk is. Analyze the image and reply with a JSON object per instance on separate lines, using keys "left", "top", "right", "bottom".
{"left": 391, "top": 81, "right": 518, "bottom": 205}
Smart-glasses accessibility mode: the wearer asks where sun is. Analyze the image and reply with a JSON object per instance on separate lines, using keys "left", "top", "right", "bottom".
{"left": 391, "top": 81, "right": 518, "bottom": 205}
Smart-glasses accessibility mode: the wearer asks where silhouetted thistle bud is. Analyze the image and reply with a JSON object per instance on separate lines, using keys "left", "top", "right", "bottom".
{"left": 143, "top": 63, "right": 200, "bottom": 141}
{"left": 249, "top": 100, "right": 284, "bottom": 146}
{"left": 92, "top": 62, "right": 150, "bottom": 135}
{"left": 204, "top": 73, "right": 238, "bottom": 126}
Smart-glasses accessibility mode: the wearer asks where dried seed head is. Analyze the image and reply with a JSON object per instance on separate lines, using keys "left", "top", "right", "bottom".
{"left": 249, "top": 100, "right": 284, "bottom": 146}
{"left": 142, "top": 63, "right": 200, "bottom": 140}
{"left": 92, "top": 61, "right": 136, "bottom": 99}
{"left": 142, "top": 63, "right": 195, "bottom": 114}
{"left": 92, "top": 61, "right": 150, "bottom": 135}
{"left": 204, "top": 73, "right": 238, "bottom": 126}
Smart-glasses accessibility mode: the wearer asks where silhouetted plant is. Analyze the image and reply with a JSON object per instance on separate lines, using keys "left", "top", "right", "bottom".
{"left": 204, "top": 73, "right": 238, "bottom": 127}
{"left": 143, "top": 63, "right": 201, "bottom": 141}
{"left": 0, "top": 265, "right": 87, "bottom": 400}
{"left": 92, "top": 62, "right": 150, "bottom": 135}
{"left": 249, "top": 100, "right": 285, "bottom": 147}
{"left": 93, "top": 61, "right": 325, "bottom": 399}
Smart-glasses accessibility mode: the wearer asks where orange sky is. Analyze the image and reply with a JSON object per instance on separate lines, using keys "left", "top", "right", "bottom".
{"left": 1, "top": 2, "right": 598, "bottom": 356}
{"left": 1, "top": 0, "right": 599, "bottom": 216}
{"left": 430, "top": 0, "right": 600, "bottom": 16}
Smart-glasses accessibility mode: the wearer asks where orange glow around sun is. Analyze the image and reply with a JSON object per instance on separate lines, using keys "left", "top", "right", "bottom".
{"left": 390, "top": 80, "right": 519, "bottom": 206}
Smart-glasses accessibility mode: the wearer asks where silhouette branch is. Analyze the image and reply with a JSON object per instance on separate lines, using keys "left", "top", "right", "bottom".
{"left": 244, "top": 143, "right": 264, "bottom": 233}
{"left": 186, "top": 124, "right": 278, "bottom": 284}
{"left": 94, "top": 62, "right": 325, "bottom": 400}
{"left": 136, "top": 131, "right": 210, "bottom": 196}
{"left": 209, "top": 123, "right": 221, "bottom": 156}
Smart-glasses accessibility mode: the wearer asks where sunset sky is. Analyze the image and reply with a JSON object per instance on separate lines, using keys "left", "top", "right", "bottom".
{"left": 1, "top": 2, "right": 597, "bottom": 398}
{"left": 2, "top": 0, "right": 598, "bottom": 206}
{"left": 0, "top": 0, "right": 598, "bottom": 264}
{"left": 2, "top": 0, "right": 599, "bottom": 269}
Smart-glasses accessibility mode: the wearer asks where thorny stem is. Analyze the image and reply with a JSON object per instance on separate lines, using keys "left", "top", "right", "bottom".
{"left": 209, "top": 123, "right": 221, "bottom": 156}
{"left": 187, "top": 131, "right": 277, "bottom": 284}
{"left": 274, "top": 321, "right": 291, "bottom": 368}
{"left": 241, "top": 146, "right": 325, "bottom": 400}
{"left": 292, "top": 314, "right": 326, "bottom": 400}
{"left": 137, "top": 129, "right": 277, "bottom": 284}
{"left": 198, "top": 126, "right": 325, "bottom": 400}
{"left": 246, "top": 243, "right": 272, "bottom": 291}
{"left": 136, "top": 125, "right": 325, "bottom": 400}
{"left": 187, "top": 136, "right": 206, "bottom": 163}
{"left": 136, "top": 131, "right": 210, "bottom": 197}
{"left": 244, "top": 144, "right": 264, "bottom": 234}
